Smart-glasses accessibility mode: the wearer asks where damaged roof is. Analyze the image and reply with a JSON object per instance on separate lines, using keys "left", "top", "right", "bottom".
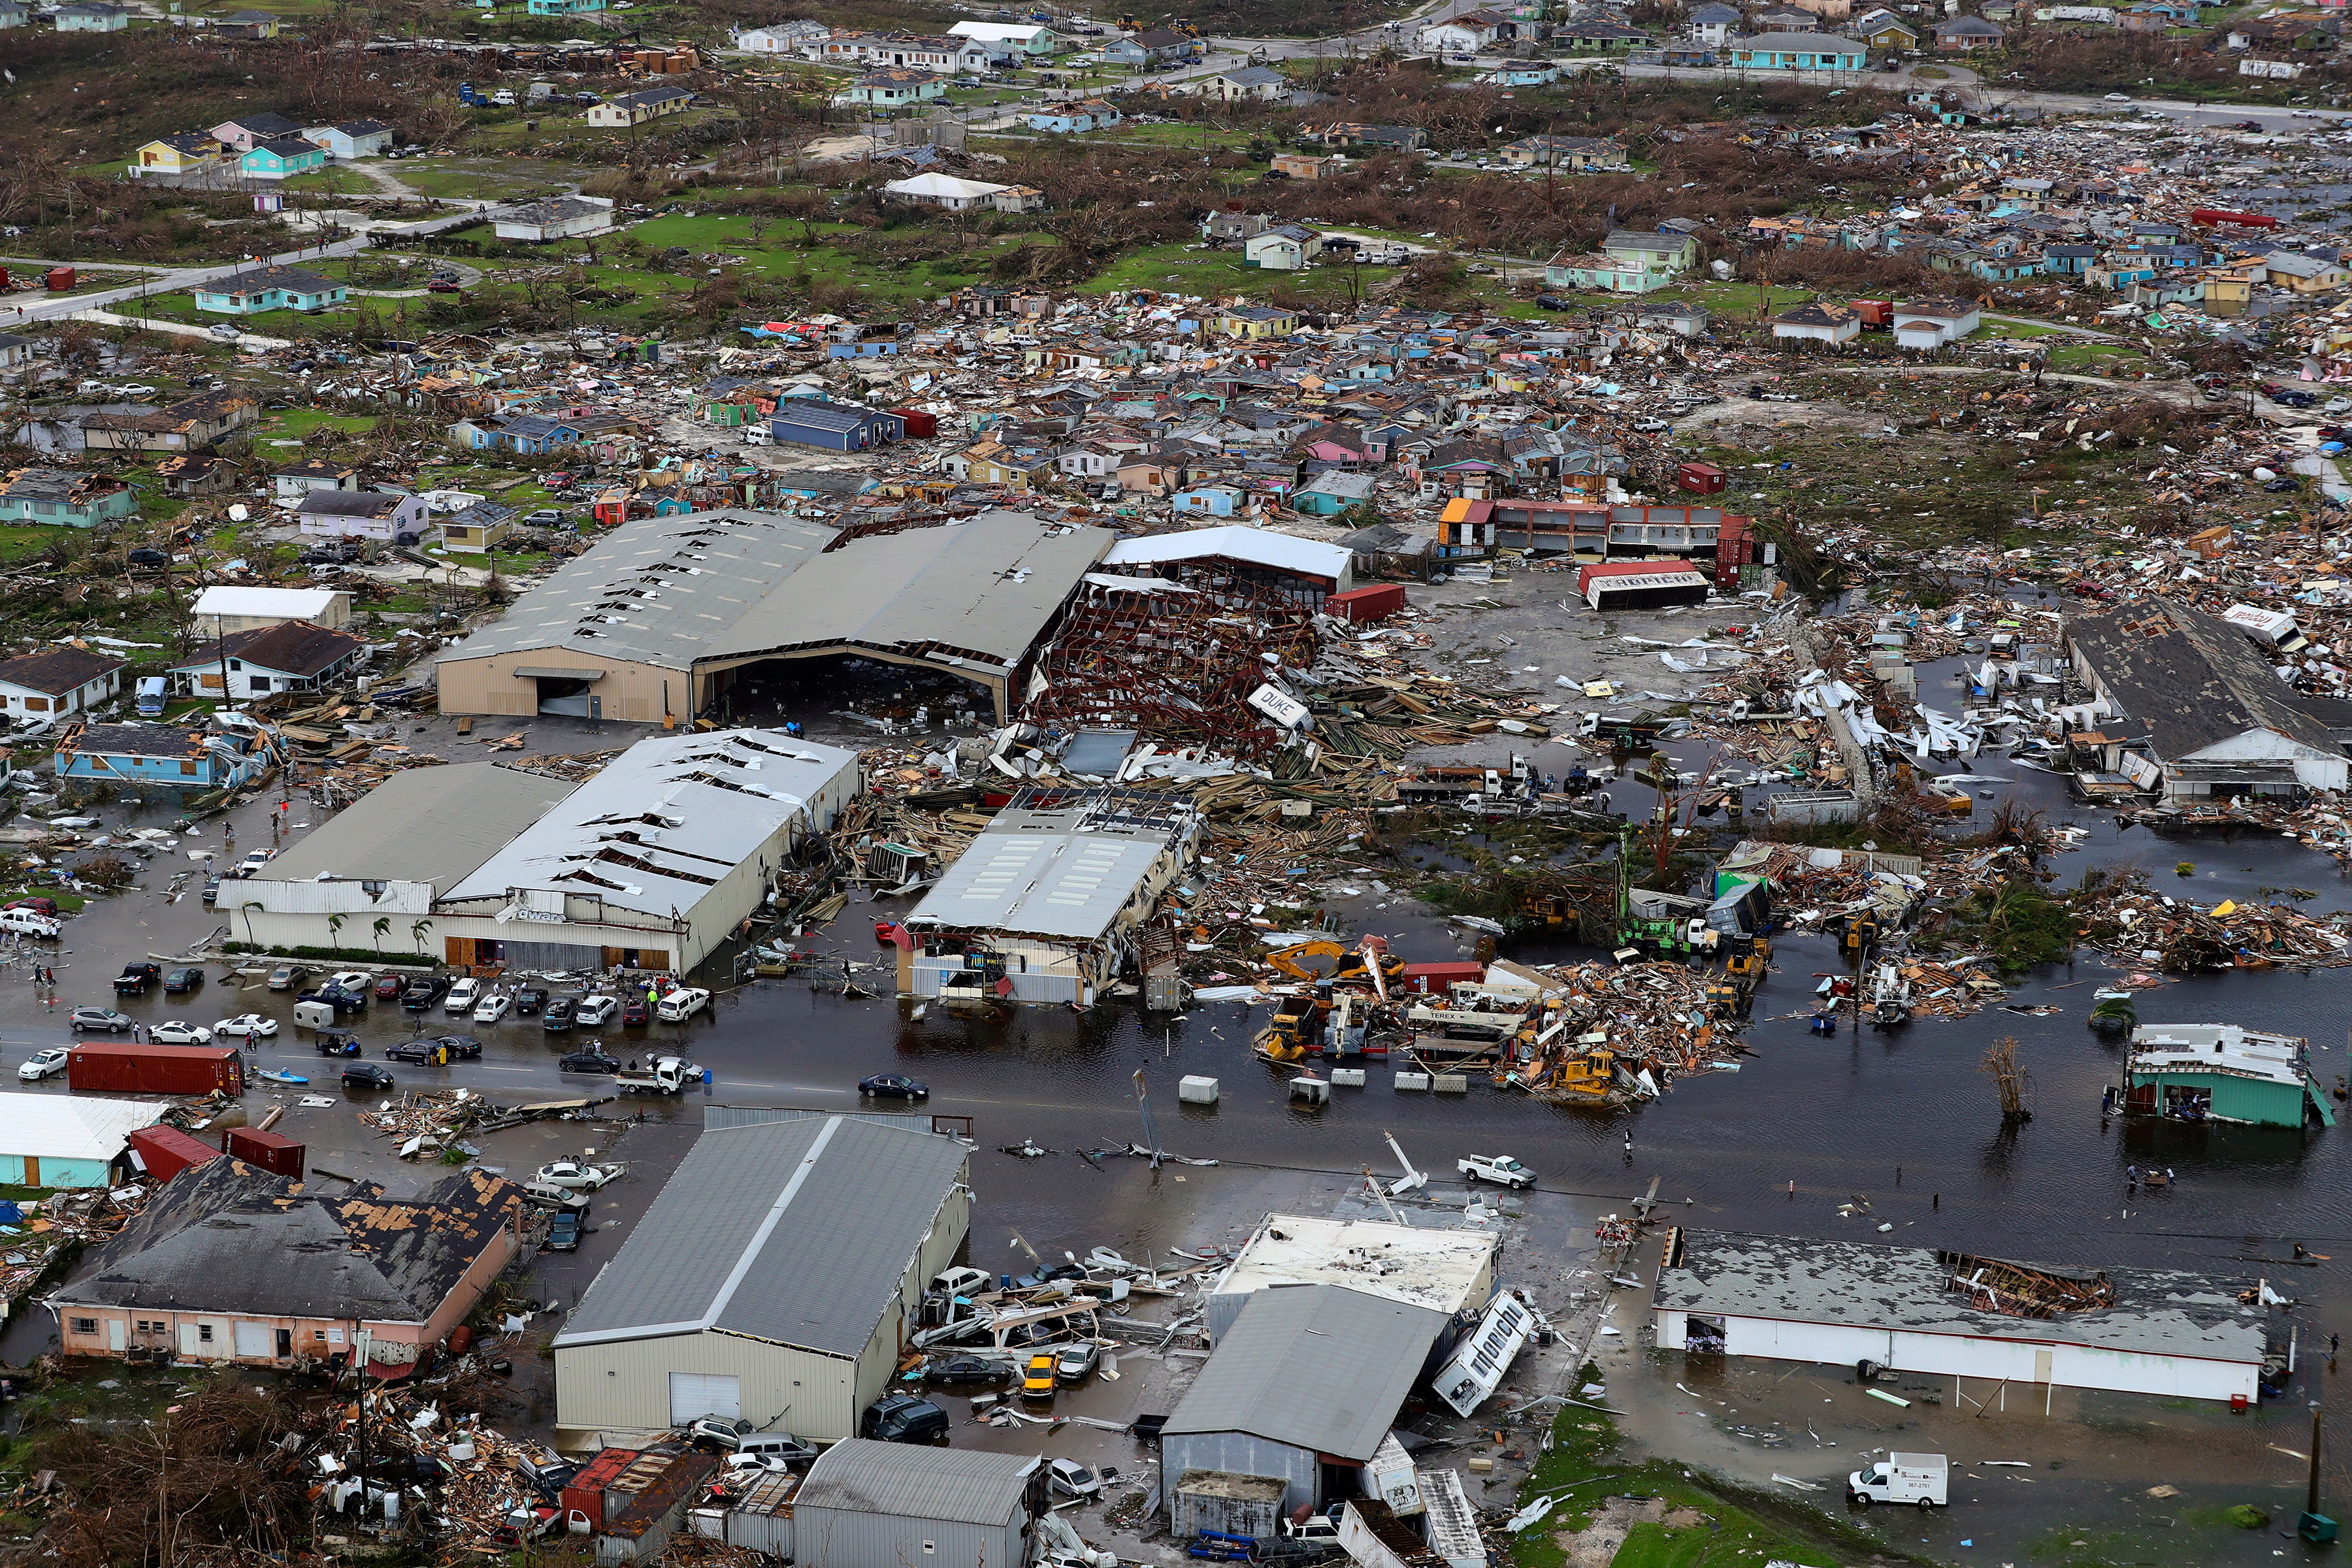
{"left": 252, "top": 761, "right": 578, "bottom": 893}
{"left": 1164, "top": 1283, "right": 1448, "bottom": 1460}
{"left": 1652, "top": 1230, "right": 2268, "bottom": 1364}
{"left": 172, "top": 619, "right": 365, "bottom": 678}
{"left": 0, "top": 645, "right": 125, "bottom": 695}
{"left": 2067, "top": 596, "right": 2345, "bottom": 762}
{"left": 55, "top": 1162, "right": 523, "bottom": 1324}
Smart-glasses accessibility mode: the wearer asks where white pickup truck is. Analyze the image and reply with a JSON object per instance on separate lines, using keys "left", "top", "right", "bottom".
{"left": 1458, "top": 1154, "right": 1537, "bottom": 1189}
{"left": 1848, "top": 1452, "right": 1948, "bottom": 1509}
{"left": 615, "top": 1055, "right": 701, "bottom": 1095}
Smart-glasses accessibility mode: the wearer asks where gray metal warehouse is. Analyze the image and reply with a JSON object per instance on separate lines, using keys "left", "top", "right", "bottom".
{"left": 1160, "top": 1282, "right": 1448, "bottom": 1525}
{"left": 792, "top": 1441, "right": 1045, "bottom": 1568}
{"left": 551, "top": 1115, "right": 972, "bottom": 1445}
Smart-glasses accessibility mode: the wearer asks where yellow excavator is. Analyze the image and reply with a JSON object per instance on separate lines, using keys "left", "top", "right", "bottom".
{"left": 1550, "top": 1045, "right": 1620, "bottom": 1100}
{"left": 1264, "top": 937, "right": 1405, "bottom": 995}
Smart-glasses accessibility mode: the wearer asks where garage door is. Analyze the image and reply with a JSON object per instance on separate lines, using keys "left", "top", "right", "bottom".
{"left": 669, "top": 1372, "right": 740, "bottom": 1426}
{"left": 233, "top": 1321, "right": 272, "bottom": 1359}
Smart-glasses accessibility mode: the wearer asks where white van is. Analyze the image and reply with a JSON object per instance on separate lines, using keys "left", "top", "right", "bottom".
{"left": 655, "top": 987, "right": 710, "bottom": 1022}
{"left": 0, "top": 908, "right": 61, "bottom": 939}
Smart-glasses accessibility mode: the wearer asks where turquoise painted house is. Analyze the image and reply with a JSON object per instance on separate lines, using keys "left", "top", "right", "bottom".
{"left": 0, "top": 468, "right": 139, "bottom": 529}
{"left": 1725, "top": 32, "right": 1868, "bottom": 70}
{"left": 195, "top": 264, "right": 346, "bottom": 316}
{"left": 240, "top": 135, "right": 328, "bottom": 180}
{"left": 2123, "top": 1024, "right": 2334, "bottom": 1129}
{"left": 528, "top": 0, "right": 605, "bottom": 14}
{"left": 1, "top": 1099, "right": 157, "bottom": 1188}
{"left": 56, "top": 722, "right": 264, "bottom": 791}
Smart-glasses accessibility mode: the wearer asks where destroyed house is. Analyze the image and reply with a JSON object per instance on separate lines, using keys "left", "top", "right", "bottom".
{"left": 51, "top": 1161, "right": 522, "bottom": 1371}
{"left": 81, "top": 389, "right": 259, "bottom": 453}
{"left": 899, "top": 786, "right": 1201, "bottom": 1005}
{"left": 2065, "top": 598, "right": 2352, "bottom": 800}
{"left": 553, "top": 1116, "right": 971, "bottom": 1444}
{"left": 1439, "top": 498, "right": 1757, "bottom": 564}
{"left": 1098, "top": 525, "right": 1354, "bottom": 608}
{"left": 1160, "top": 1283, "right": 1448, "bottom": 1518}
{"left": 2122, "top": 1023, "right": 2334, "bottom": 1128}
{"left": 1651, "top": 1229, "right": 2266, "bottom": 1403}
{"left": 53, "top": 722, "right": 262, "bottom": 791}
{"left": 0, "top": 466, "right": 137, "bottom": 529}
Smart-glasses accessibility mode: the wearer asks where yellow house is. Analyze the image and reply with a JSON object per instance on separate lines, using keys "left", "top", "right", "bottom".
{"left": 441, "top": 501, "right": 515, "bottom": 555}
{"left": 2200, "top": 265, "right": 2257, "bottom": 318}
{"left": 131, "top": 133, "right": 227, "bottom": 178}
{"left": 1216, "top": 304, "right": 1300, "bottom": 339}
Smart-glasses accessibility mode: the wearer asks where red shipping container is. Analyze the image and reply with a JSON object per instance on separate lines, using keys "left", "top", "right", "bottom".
{"left": 69, "top": 1042, "right": 244, "bottom": 1097}
{"left": 561, "top": 1448, "right": 637, "bottom": 1531}
{"left": 45, "top": 267, "right": 74, "bottom": 292}
{"left": 223, "top": 1126, "right": 304, "bottom": 1178}
{"left": 1851, "top": 299, "right": 1893, "bottom": 328}
{"left": 1401, "top": 960, "right": 1484, "bottom": 995}
{"left": 127, "top": 1125, "right": 223, "bottom": 1184}
{"left": 2191, "top": 208, "right": 2277, "bottom": 229}
{"left": 1326, "top": 583, "right": 1407, "bottom": 623}
{"left": 1676, "top": 462, "right": 1726, "bottom": 495}
{"left": 889, "top": 407, "right": 938, "bottom": 438}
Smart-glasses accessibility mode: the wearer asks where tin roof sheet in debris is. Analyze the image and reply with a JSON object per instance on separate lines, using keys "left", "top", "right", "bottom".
{"left": 554, "top": 1115, "right": 968, "bottom": 1356}
{"left": 0, "top": 1094, "right": 158, "bottom": 1160}
{"left": 1164, "top": 1283, "right": 1448, "bottom": 1460}
{"left": 797, "top": 1441, "right": 1036, "bottom": 1527}
{"left": 1652, "top": 1230, "right": 2267, "bottom": 1364}
{"left": 2127, "top": 1022, "right": 2309, "bottom": 1088}
{"left": 907, "top": 787, "right": 1195, "bottom": 941}
{"left": 1100, "top": 525, "right": 1350, "bottom": 583}
{"left": 1212, "top": 1213, "right": 1497, "bottom": 1317}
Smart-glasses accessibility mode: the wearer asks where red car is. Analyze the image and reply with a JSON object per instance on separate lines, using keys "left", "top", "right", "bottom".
{"left": 427, "top": 279, "right": 461, "bottom": 293}
{"left": 374, "top": 974, "right": 404, "bottom": 1001}
{"left": 6, "top": 898, "right": 58, "bottom": 917}
{"left": 621, "top": 996, "right": 651, "bottom": 1026}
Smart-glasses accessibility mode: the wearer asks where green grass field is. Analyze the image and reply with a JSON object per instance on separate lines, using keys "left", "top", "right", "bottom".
{"left": 280, "top": 167, "right": 381, "bottom": 196}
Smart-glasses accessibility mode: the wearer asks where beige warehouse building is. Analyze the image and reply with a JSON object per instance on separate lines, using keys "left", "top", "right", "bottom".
{"left": 551, "top": 1113, "right": 972, "bottom": 1446}
{"left": 433, "top": 508, "right": 1113, "bottom": 725}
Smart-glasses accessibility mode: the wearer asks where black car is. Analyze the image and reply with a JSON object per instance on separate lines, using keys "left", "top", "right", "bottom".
{"left": 544, "top": 1209, "right": 582, "bottom": 1251}
{"left": 926, "top": 1356, "right": 1013, "bottom": 1387}
{"left": 400, "top": 976, "right": 447, "bottom": 1011}
{"left": 859, "top": 1073, "right": 930, "bottom": 1100}
{"left": 385, "top": 1036, "right": 479, "bottom": 1064}
{"left": 541, "top": 997, "right": 576, "bottom": 1032}
{"left": 298, "top": 986, "right": 368, "bottom": 1015}
{"left": 125, "top": 548, "right": 171, "bottom": 568}
{"left": 1534, "top": 293, "right": 1573, "bottom": 310}
{"left": 163, "top": 967, "right": 204, "bottom": 994}
{"left": 114, "top": 962, "right": 161, "bottom": 996}
{"left": 201, "top": 874, "right": 221, "bottom": 907}
{"left": 315, "top": 1030, "right": 363, "bottom": 1057}
{"left": 514, "top": 986, "right": 551, "bottom": 1017}
{"left": 342, "top": 1064, "right": 395, "bottom": 1091}
{"left": 861, "top": 1394, "right": 950, "bottom": 1445}
{"left": 559, "top": 1049, "right": 621, "bottom": 1074}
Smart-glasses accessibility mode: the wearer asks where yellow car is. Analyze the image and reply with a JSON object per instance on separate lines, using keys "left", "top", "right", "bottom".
{"left": 1021, "top": 1352, "right": 1057, "bottom": 1401}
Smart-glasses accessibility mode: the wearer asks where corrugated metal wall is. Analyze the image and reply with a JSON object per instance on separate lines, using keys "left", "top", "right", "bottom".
{"left": 1158, "top": 1433, "right": 1315, "bottom": 1517}
{"left": 555, "top": 1330, "right": 862, "bottom": 1443}
{"left": 1169, "top": 1478, "right": 1284, "bottom": 1539}
{"left": 797, "top": 1507, "right": 1018, "bottom": 1568}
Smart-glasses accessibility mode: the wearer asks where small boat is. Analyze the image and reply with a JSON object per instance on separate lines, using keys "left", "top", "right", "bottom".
{"left": 257, "top": 1068, "right": 308, "bottom": 1085}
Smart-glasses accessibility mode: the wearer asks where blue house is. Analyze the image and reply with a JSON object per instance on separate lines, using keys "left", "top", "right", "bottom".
{"left": 1725, "top": 32, "right": 1868, "bottom": 70}
{"left": 1025, "top": 98, "right": 1122, "bottom": 133}
{"left": 0, "top": 468, "right": 139, "bottom": 529}
{"left": 0, "top": 1098, "right": 156, "bottom": 1189}
{"left": 527, "top": 0, "right": 604, "bottom": 12}
{"left": 56, "top": 723, "right": 263, "bottom": 792}
{"left": 240, "top": 135, "right": 328, "bottom": 181}
{"left": 770, "top": 401, "right": 904, "bottom": 452}
{"left": 193, "top": 264, "right": 346, "bottom": 316}
{"left": 1173, "top": 484, "right": 1243, "bottom": 517}
{"left": 2043, "top": 244, "right": 2098, "bottom": 276}
{"left": 1291, "top": 470, "right": 1377, "bottom": 515}
{"left": 826, "top": 339, "right": 902, "bottom": 359}
{"left": 482, "top": 413, "right": 585, "bottom": 455}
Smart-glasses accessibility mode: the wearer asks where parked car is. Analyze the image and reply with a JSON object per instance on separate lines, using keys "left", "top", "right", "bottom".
{"left": 125, "top": 547, "right": 171, "bottom": 568}
{"left": 386, "top": 1034, "right": 479, "bottom": 1063}
{"left": 314, "top": 1030, "right": 362, "bottom": 1057}
{"left": 474, "top": 992, "right": 513, "bottom": 1024}
{"left": 1054, "top": 1342, "right": 1100, "bottom": 1386}
{"left": 559, "top": 1049, "right": 621, "bottom": 1074}
{"left": 163, "top": 967, "right": 204, "bottom": 994}
{"left": 535, "top": 1160, "right": 619, "bottom": 1191}
{"left": 860, "top": 1073, "right": 929, "bottom": 1100}
{"left": 7, "top": 896, "right": 59, "bottom": 917}
{"left": 202, "top": 875, "right": 221, "bottom": 906}
{"left": 541, "top": 997, "right": 577, "bottom": 1032}
{"left": 116, "top": 962, "right": 163, "bottom": 996}
{"left": 544, "top": 1209, "right": 582, "bottom": 1251}
{"left": 575, "top": 994, "right": 618, "bottom": 1026}
{"left": 1458, "top": 1153, "right": 1537, "bottom": 1189}
{"left": 150, "top": 1020, "right": 214, "bottom": 1045}
{"left": 342, "top": 1064, "right": 395, "bottom": 1091}
{"left": 926, "top": 1356, "right": 1013, "bottom": 1387}
{"left": 1021, "top": 1353, "right": 1058, "bottom": 1402}
{"left": 399, "top": 976, "right": 445, "bottom": 1011}
{"left": 69, "top": 1007, "right": 134, "bottom": 1033}
{"left": 18, "top": 1047, "right": 69, "bottom": 1081}
{"left": 514, "top": 987, "right": 551, "bottom": 1017}
{"left": 621, "top": 996, "right": 651, "bottom": 1026}
{"left": 862, "top": 1394, "right": 950, "bottom": 1445}
{"left": 215, "top": 1013, "right": 279, "bottom": 1040}
{"left": 446, "top": 977, "right": 482, "bottom": 1013}
{"left": 238, "top": 849, "right": 277, "bottom": 877}
{"left": 427, "top": 279, "right": 462, "bottom": 294}
{"left": 297, "top": 985, "right": 368, "bottom": 1015}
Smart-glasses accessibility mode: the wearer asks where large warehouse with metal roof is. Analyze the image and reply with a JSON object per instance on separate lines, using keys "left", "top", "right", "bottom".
{"left": 551, "top": 1114, "right": 972, "bottom": 1445}
{"left": 433, "top": 509, "right": 1115, "bottom": 723}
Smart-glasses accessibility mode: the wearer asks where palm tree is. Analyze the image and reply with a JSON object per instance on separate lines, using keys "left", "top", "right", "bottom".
{"left": 410, "top": 918, "right": 434, "bottom": 958}
{"left": 239, "top": 901, "right": 263, "bottom": 947}
{"left": 370, "top": 916, "right": 391, "bottom": 953}
{"left": 327, "top": 913, "right": 346, "bottom": 949}
{"left": 2089, "top": 994, "right": 2136, "bottom": 1034}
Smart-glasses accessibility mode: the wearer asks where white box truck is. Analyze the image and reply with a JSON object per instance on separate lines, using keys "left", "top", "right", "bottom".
{"left": 1848, "top": 1453, "right": 1948, "bottom": 1509}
